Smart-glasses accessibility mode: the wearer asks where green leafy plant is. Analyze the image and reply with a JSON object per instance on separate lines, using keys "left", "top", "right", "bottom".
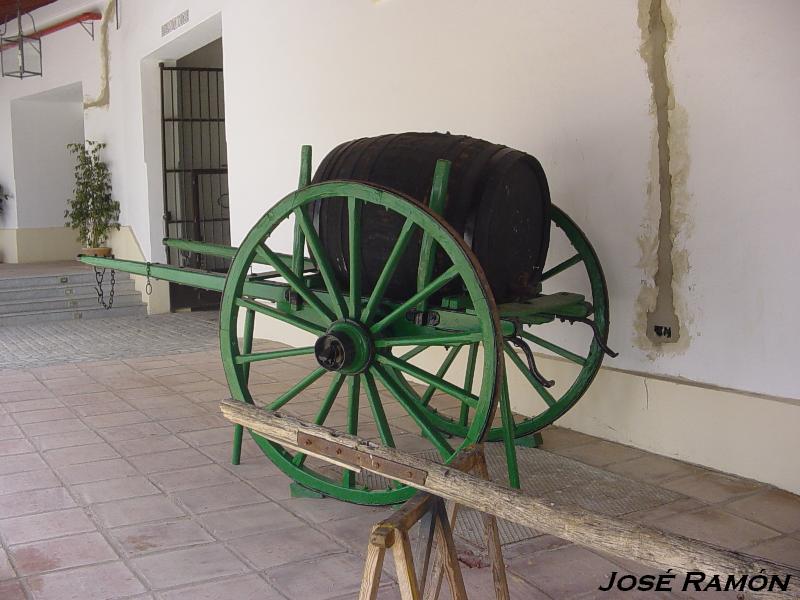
{"left": 64, "top": 140, "right": 120, "bottom": 248}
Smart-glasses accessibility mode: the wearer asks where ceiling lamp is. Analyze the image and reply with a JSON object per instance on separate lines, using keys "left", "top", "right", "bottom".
{"left": 1, "top": 3, "right": 42, "bottom": 79}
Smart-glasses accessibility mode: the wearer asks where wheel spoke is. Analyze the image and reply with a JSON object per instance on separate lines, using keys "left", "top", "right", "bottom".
{"left": 343, "top": 375, "right": 361, "bottom": 487}
{"left": 520, "top": 331, "right": 586, "bottom": 366}
{"left": 459, "top": 343, "right": 478, "bottom": 427}
{"left": 291, "top": 145, "right": 312, "bottom": 276}
{"left": 503, "top": 343, "right": 555, "bottom": 407}
{"left": 372, "top": 365, "right": 454, "bottom": 458}
{"left": 499, "top": 372, "right": 521, "bottom": 488}
{"left": 292, "top": 373, "right": 345, "bottom": 467}
{"left": 370, "top": 265, "right": 460, "bottom": 334}
{"left": 363, "top": 371, "right": 395, "bottom": 447}
{"left": 376, "top": 352, "right": 478, "bottom": 408}
{"left": 361, "top": 219, "right": 416, "bottom": 324}
{"left": 295, "top": 205, "right": 348, "bottom": 319}
{"left": 541, "top": 253, "right": 582, "bottom": 281}
{"left": 347, "top": 197, "right": 362, "bottom": 320}
{"left": 399, "top": 345, "right": 428, "bottom": 361}
{"left": 234, "top": 346, "right": 315, "bottom": 365}
{"left": 268, "top": 367, "right": 327, "bottom": 410}
{"left": 241, "top": 308, "right": 255, "bottom": 384}
{"left": 374, "top": 331, "right": 483, "bottom": 349}
{"left": 255, "top": 244, "right": 336, "bottom": 322}
{"left": 420, "top": 345, "right": 463, "bottom": 406}
{"left": 236, "top": 297, "right": 325, "bottom": 336}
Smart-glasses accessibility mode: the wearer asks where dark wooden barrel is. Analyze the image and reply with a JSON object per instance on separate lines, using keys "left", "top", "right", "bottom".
{"left": 311, "top": 132, "right": 551, "bottom": 304}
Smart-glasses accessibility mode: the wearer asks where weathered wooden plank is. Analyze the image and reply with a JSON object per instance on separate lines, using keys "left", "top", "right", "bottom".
{"left": 221, "top": 401, "right": 800, "bottom": 599}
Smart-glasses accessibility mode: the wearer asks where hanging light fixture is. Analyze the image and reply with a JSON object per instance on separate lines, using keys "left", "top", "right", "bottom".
{"left": 1, "top": 2, "right": 43, "bottom": 79}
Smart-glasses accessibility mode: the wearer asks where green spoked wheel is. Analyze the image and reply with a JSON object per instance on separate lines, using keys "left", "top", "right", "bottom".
{"left": 401, "top": 204, "right": 611, "bottom": 485}
{"left": 219, "top": 181, "right": 502, "bottom": 505}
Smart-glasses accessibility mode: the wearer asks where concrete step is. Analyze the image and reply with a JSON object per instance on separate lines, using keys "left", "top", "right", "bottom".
{"left": 0, "top": 269, "right": 133, "bottom": 291}
{"left": 0, "top": 303, "right": 147, "bottom": 327}
{"left": 0, "top": 279, "right": 136, "bottom": 302}
{"left": 0, "top": 291, "right": 144, "bottom": 315}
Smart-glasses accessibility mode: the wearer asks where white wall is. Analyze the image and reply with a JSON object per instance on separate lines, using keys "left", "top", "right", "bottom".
{"left": 0, "top": 0, "right": 797, "bottom": 488}
{"left": 11, "top": 83, "right": 85, "bottom": 228}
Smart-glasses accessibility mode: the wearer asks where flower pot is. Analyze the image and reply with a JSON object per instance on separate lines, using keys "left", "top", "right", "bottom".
{"left": 81, "top": 247, "right": 112, "bottom": 257}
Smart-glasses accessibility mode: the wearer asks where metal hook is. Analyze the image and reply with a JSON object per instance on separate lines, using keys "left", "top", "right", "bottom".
{"left": 508, "top": 336, "right": 555, "bottom": 388}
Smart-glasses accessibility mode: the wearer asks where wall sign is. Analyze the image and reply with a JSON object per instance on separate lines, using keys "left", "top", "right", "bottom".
{"left": 161, "top": 10, "right": 189, "bottom": 37}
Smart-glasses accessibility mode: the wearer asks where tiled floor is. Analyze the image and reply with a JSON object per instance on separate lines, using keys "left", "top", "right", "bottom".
{"left": 0, "top": 315, "right": 798, "bottom": 599}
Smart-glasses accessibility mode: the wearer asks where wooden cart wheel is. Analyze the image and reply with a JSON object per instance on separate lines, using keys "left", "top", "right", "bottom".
{"left": 219, "top": 181, "right": 502, "bottom": 505}
{"left": 399, "top": 204, "right": 611, "bottom": 485}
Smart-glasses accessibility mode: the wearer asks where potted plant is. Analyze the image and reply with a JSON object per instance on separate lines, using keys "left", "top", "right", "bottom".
{"left": 65, "top": 140, "right": 120, "bottom": 257}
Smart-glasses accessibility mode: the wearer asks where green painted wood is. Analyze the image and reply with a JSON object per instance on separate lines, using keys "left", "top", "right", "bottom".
{"left": 162, "top": 238, "right": 315, "bottom": 271}
{"left": 497, "top": 292, "right": 585, "bottom": 318}
{"left": 416, "top": 159, "right": 451, "bottom": 312}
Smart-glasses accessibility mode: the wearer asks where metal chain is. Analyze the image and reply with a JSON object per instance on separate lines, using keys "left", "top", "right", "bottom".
{"left": 94, "top": 266, "right": 115, "bottom": 310}
{"left": 145, "top": 262, "right": 153, "bottom": 295}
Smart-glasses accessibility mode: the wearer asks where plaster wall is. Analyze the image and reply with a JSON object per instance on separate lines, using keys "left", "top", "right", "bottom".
{"left": 11, "top": 83, "right": 85, "bottom": 230}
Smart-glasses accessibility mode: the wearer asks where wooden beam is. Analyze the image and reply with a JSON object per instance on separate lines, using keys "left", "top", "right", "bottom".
{"left": 221, "top": 400, "right": 800, "bottom": 599}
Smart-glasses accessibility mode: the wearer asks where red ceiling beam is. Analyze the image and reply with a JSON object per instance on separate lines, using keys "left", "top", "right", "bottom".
{"left": 0, "top": 11, "right": 100, "bottom": 52}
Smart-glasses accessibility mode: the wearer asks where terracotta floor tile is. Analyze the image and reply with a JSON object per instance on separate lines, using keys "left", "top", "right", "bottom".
{"left": 96, "top": 422, "right": 170, "bottom": 441}
{"left": 197, "top": 502, "right": 303, "bottom": 540}
{"left": 605, "top": 454, "right": 707, "bottom": 483}
{"left": 43, "top": 443, "right": 120, "bottom": 467}
{"left": 0, "top": 548, "right": 14, "bottom": 579}
{"left": 0, "top": 453, "right": 48, "bottom": 475}
{"left": 173, "top": 482, "right": 268, "bottom": 514}
{"left": 0, "top": 469, "right": 61, "bottom": 496}
{"left": 58, "top": 458, "right": 138, "bottom": 485}
{"left": 723, "top": 489, "right": 800, "bottom": 533}
{"left": 31, "top": 430, "right": 103, "bottom": 451}
{"left": 12, "top": 408, "right": 73, "bottom": 424}
{"left": 0, "top": 487, "right": 75, "bottom": 519}
{"left": 0, "top": 579, "right": 26, "bottom": 599}
{"left": 158, "top": 574, "right": 283, "bottom": 600}
{"left": 507, "top": 543, "right": 619, "bottom": 598}
{"left": 662, "top": 471, "right": 764, "bottom": 504}
{"left": 9, "top": 532, "right": 116, "bottom": 575}
{"left": 0, "top": 508, "right": 95, "bottom": 545}
{"left": 267, "top": 552, "right": 370, "bottom": 600}
{"left": 110, "top": 434, "right": 188, "bottom": 457}
{"left": 26, "top": 561, "right": 145, "bottom": 600}
{"left": 653, "top": 506, "right": 781, "bottom": 550}
{"left": 127, "top": 448, "right": 211, "bottom": 474}
{"left": 20, "top": 419, "right": 88, "bottom": 437}
{"left": 91, "top": 494, "right": 185, "bottom": 528}
{"left": 83, "top": 411, "right": 151, "bottom": 429}
{"left": 148, "top": 464, "right": 238, "bottom": 492}
{"left": 109, "top": 519, "right": 213, "bottom": 556}
{"left": 71, "top": 476, "right": 160, "bottom": 505}
{"left": 130, "top": 544, "right": 249, "bottom": 589}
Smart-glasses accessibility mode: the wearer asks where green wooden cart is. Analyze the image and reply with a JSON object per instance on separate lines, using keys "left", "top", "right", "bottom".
{"left": 80, "top": 144, "right": 615, "bottom": 505}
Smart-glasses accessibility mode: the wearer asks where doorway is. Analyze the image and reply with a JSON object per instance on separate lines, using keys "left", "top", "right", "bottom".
{"left": 160, "top": 38, "right": 228, "bottom": 310}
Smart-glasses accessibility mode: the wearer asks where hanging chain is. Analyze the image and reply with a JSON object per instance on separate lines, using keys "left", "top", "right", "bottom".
{"left": 93, "top": 266, "right": 115, "bottom": 310}
{"left": 145, "top": 262, "right": 153, "bottom": 295}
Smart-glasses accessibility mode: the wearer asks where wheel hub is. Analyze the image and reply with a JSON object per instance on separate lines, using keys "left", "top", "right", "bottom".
{"left": 314, "top": 320, "right": 372, "bottom": 373}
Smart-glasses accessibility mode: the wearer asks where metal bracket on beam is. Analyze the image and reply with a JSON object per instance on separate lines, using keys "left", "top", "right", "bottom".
{"left": 79, "top": 19, "right": 94, "bottom": 40}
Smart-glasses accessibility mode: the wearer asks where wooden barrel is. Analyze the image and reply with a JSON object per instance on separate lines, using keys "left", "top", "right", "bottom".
{"left": 311, "top": 132, "right": 551, "bottom": 304}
